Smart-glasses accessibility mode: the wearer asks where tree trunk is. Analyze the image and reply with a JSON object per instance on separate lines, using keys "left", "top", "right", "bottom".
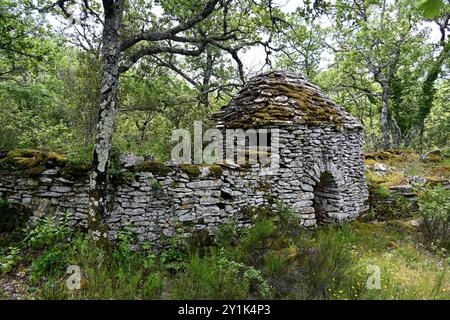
{"left": 369, "top": 104, "right": 376, "bottom": 150}
{"left": 381, "top": 84, "right": 390, "bottom": 150}
{"left": 88, "top": 2, "right": 123, "bottom": 247}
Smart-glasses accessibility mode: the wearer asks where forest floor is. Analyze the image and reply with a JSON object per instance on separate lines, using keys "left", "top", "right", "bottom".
{"left": 0, "top": 150, "right": 449, "bottom": 300}
{"left": 0, "top": 218, "right": 448, "bottom": 300}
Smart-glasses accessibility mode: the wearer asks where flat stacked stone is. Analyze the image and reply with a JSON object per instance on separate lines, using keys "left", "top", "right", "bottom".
{"left": 213, "top": 71, "right": 363, "bottom": 130}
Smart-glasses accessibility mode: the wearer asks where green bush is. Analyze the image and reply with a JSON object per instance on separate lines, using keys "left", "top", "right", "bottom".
{"left": 30, "top": 245, "right": 68, "bottom": 283}
{"left": 22, "top": 215, "right": 72, "bottom": 249}
{"left": 418, "top": 185, "right": 450, "bottom": 249}
{"left": 215, "top": 219, "right": 240, "bottom": 248}
{"left": 0, "top": 246, "right": 21, "bottom": 274}
{"left": 237, "top": 218, "right": 276, "bottom": 264}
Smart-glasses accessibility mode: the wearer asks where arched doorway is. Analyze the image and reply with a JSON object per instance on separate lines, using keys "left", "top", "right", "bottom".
{"left": 313, "top": 171, "right": 341, "bottom": 225}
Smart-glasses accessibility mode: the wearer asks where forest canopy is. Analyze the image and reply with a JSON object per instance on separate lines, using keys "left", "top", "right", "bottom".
{"left": 1, "top": 0, "right": 448, "bottom": 158}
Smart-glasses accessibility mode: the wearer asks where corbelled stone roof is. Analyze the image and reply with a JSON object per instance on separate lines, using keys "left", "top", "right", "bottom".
{"left": 213, "top": 71, "right": 362, "bottom": 130}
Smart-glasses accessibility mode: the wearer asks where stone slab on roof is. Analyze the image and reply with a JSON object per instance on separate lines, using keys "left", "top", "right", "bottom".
{"left": 213, "top": 71, "right": 363, "bottom": 130}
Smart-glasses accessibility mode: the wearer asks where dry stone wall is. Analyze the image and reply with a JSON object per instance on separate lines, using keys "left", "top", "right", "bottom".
{"left": 0, "top": 71, "right": 369, "bottom": 245}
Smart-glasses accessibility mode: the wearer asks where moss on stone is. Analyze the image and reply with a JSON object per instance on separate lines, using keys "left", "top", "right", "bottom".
{"left": 15, "top": 157, "right": 39, "bottom": 169}
{"left": 265, "top": 193, "right": 276, "bottom": 205}
{"left": 188, "top": 229, "right": 214, "bottom": 249}
{"left": 2, "top": 149, "right": 68, "bottom": 174}
{"left": 61, "top": 162, "right": 92, "bottom": 180}
{"left": 136, "top": 161, "right": 173, "bottom": 176}
{"left": 365, "top": 151, "right": 398, "bottom": 161}
{"left": 180, "top": 164, "right": 201, "bottom": 178}
{"left": 365, "top": 159, "right": 378, "bottom": 166}
{"left": 208, "top": 165, "right": 223, "bottom": 179}
{"left": 47, "top": 152, "right": 68, "bottom": 166}
{"left": 366, "top": 170, "right": 406, "bottom": 188}
{"left": 423, "top": 154, "right": 443, "bottom": 163}
{"left": 239, "top": 161, "right": 251, "bottom": 172}
{"left": 223, "top": 74, "right": 344, "bottom": 129}
{"left": 426, "top": 176, "right": 448, "bottom": 185}
{"left": 24, "top": 166, "right": 46, "bottom": 178}
{"left": 256, "top": 182, "right": 272, "bottom": 192}
{"left": 241, "top": 205, "right": 274, "bottom": 220}
{"left": 430, "top": 165, "right": 450, "bottom": 179}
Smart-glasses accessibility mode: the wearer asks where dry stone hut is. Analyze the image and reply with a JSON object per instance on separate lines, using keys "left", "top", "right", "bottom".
{"left": 213, "top": 71, "right": 369, "bottom": 226}
{"left": 0, "top": 71, "right": 368, "bottom": 245}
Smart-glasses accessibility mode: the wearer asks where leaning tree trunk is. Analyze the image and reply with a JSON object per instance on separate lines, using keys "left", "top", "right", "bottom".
{"left": 88, "top": 6, "right": 122, "bottom": 248}
{"left": 380, "top": 84, "right": 390, "bottom": 150}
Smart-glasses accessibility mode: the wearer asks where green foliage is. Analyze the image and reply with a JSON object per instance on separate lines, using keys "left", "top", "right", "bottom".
{"left": 215, "top": 219, "right": 240, "bottom": 248}
{"left": 142, "top": 272, "right": 165, "bottom": 299}
{"left": 294, "top": 226, "right": 356, "bottom": 299}
{"left": 170, "top": 248, "right": 273, "bottom": 299}
{"left": 377, "top": 185, "right": 392, "bottom": 199}
{"left": 236, "top": 218, "right": 276, "bottom": 264}
{"left": 160, "top": 244, "right": 185, "bottom": 273}
{"left": 22, "top": 215, "right": 72, "bottom": 250}
{"left": 0, "top": 246, "right": 20, "bottom": 274}
{"left": 418, "top": 185, "right": 450, "bottom": 249}
{"left": 419, "top": 0, "right": 445, "bottom": 19}
{"left": 2, "top": 209, "right": 449, "bottom": 300}
{"left": 30, "top": 246, "right": 68, "bottom": 283}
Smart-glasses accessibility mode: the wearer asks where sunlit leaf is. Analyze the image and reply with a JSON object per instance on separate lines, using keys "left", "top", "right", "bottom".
{"left": 419, "top": 0, "right": 444, "bottom": 19}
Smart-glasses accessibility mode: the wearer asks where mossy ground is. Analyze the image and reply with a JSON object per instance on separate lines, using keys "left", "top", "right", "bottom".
{"left": 365, "top": 149, "right": 449, "bottom": 187}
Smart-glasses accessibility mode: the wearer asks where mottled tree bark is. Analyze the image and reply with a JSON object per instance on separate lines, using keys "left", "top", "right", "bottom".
{"left": 88, "top": 0, "right": 124, "bottom": 247}
{"left": 380, "top": 84, "right": 390, "bottom": 150}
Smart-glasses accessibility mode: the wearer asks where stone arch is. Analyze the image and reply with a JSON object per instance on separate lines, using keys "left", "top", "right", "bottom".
{"left": 312, "top": 171, "right": 342, "bottom": 225}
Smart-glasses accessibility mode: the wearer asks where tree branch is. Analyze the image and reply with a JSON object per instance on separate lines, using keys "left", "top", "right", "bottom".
{"left": 119, "top": 0, "right": 220, "bottom": 52}
{"left": 119, "top": 44, "right": 207, "bottom": 74}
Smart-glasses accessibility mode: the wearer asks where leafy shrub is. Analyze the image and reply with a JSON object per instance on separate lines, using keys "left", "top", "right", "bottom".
{"left": 215, "top": 219, "right": 240, "bottom": 248}
{"left": 237, "top": 218, "right": 276, "bottom": 264}
{"left": 160, "top": 244, "right": 185, "bottom": 273}
{"left": 418, "top": 185, "right": 450, "bottom": 249}
{"left": 30, "top": 246, "right": 68, "bottom": 282}
{"left": 22, "top": 214, "right": 72, "bottom": 249}
{"left": 377, "top": 185, "right": 391, "bottom": 199}
{"left": 0, "top": 246, "right": 21, "bottom": 274}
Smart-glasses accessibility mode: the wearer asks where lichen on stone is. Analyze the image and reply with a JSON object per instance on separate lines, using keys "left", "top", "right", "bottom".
{"left": 213, "top": 71, "right": 352, "bottom": 129}
{"left": 136, "top": 160, "right": 173, "bottom": 176}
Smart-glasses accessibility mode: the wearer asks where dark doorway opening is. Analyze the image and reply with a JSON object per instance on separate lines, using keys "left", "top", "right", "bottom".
{"left": 313, "top": 172, "right": 341, "bottom": 225}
